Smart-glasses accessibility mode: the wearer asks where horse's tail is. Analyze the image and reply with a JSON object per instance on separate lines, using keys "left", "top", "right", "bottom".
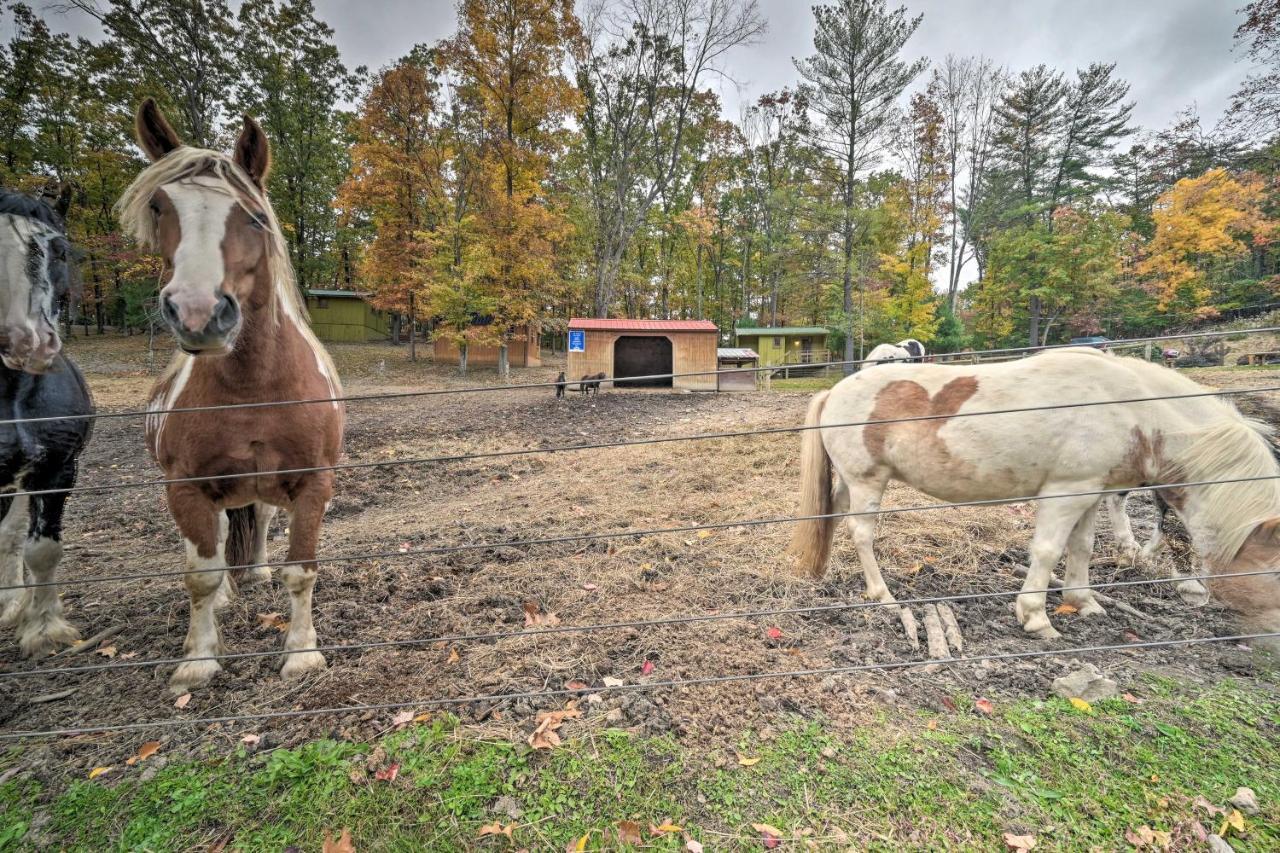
{"left": 788, "top": 390, "right": 836, "bottom": 578}
{"left": 225, "top": 505, "right": 258, "bottom": 583}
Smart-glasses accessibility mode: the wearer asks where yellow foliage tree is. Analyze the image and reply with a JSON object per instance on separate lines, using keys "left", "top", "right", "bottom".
{"left": 1138, "top": 167, "right": 1276, "bottom": 311}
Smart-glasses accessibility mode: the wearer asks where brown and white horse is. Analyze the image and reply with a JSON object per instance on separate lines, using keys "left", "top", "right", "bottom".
{"left": 788, "top": 348, "right": 1280, "bottom": 650}
{"left": 118, "top": 100, "right": 344, "bottom": 692}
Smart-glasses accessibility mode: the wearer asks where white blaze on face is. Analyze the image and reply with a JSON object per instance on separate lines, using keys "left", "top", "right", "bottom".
{"left": 162, "top": 179, "right": 237, "bottom": 334}
{"left": 0, "top": 213, "right": 61, "bottom": 370}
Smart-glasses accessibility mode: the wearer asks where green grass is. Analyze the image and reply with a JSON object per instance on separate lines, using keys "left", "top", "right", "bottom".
{"left": 1, "top": 679, "right": 1276, "bottom": 851}
{"left": 768, "top": 376, "right": 842, "bottom": 392}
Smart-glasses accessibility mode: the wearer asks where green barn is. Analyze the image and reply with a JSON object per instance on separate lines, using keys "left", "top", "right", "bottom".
{"left": 305, "top": 290, "right": 391, "bottom": 343}
{"left": 733, "top": 326, "right": 831, "bottom": 367}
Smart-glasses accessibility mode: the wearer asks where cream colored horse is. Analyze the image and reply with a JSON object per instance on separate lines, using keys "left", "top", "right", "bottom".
{"left": 788, "top": 348, "right": 1280, "bottom": 649}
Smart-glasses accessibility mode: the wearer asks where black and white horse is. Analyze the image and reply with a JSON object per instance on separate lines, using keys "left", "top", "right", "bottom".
{"left": 0, "top": 188, "right": 94, "bottom": 657}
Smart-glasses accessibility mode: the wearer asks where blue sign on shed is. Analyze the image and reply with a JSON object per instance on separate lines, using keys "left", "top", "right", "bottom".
{"left": 569, "top": 329, "right": 585, "bottom": 352}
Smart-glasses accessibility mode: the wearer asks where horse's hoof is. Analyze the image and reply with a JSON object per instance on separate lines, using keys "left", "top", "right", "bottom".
{"left": 18, "top": 616, "right": 79, "bottom": 658}
{"left": 239, "top": 566, "right": 272, "bottom": 587}
{"left": 1073, "top": 599, "right": 1107, "bottom": 618}
{"left": 0, "top": 595, "right": 24, "bottom": 629}
{"left": 280, "top": 650, "right": 326, "bottom": 680}
{"left": 170, "top": 658, "right": 222, "bottom": 693}
{"left": 1176, "top": 580, "right": 1210, "bottom": 608}
{"left": 1018, "top": 613, "right": 1060, "bottom": 639}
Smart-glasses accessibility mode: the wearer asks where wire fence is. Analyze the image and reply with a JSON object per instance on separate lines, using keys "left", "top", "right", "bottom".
{"left": 2, "top": 324, "right": 1275, "bottom": 428}
{"left": 3, "top": 566, "right": 1277, "bottom": 682}
{"left": 7, "top": 380, "right": 1280, "bottom": 501}
{"left": 5, "top": 323, "right": 1280, "bottom": 742}
{"left": 3, "top": 632, "right": 1274, "bottom": 740}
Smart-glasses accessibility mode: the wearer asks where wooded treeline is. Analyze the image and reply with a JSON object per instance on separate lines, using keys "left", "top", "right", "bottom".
{"left": 3, "top": 0, "right": 1278, "bottom": 369}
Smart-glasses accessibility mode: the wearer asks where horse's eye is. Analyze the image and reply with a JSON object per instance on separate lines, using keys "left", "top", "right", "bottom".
{"left": 249, "top": 212, "right": 268, "bottom": 230}
{"left": 149, "top": 200, "right": 160, "bottom": 216}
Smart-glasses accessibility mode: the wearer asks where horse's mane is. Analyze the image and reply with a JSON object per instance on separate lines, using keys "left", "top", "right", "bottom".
{"left": 0, "top": 190, "right": 65, "bottom": 233}
{"left": 115, "top": 147, "right": 305, "bottom": 325}
{"left": 116, "top": 147, "right": 340, "bottom": 392}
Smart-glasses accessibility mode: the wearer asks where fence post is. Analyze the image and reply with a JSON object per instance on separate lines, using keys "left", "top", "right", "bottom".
{"left": 1144, "top": 341, "right": 1152, "bottom": 362}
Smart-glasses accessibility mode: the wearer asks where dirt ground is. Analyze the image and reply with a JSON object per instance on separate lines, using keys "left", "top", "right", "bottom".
{"left": 1, "top": 336, "right": 1277, "bottom": 778}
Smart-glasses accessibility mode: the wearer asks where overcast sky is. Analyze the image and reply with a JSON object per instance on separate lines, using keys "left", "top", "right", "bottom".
{"left": 29, "top": 0, "right": 1252, "bottom": 136}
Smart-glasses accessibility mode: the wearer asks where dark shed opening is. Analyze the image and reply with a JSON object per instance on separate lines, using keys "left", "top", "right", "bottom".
{"left": 613, "top": 336, "right": 673, "bottom": 387}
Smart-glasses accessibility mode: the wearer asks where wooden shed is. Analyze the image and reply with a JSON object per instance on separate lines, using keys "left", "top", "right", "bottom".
{"left": 306, "top": 290, "right": 391, "bottom": 342}
{"left": 566, "top": 318, "right": 718, "bottom": 391}
{"left": 733, "top": 326, "right": 830, "bottom": 367}
{"left": 716, "top": 348, "right": 759, "bottom": 391}
{"left": 432, "top": 321, "right": 542, "bottom": 368}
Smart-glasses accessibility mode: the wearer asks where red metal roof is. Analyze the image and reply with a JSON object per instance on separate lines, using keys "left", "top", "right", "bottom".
{"left": 568, "top": 318, "right": 718, "bottom": 332}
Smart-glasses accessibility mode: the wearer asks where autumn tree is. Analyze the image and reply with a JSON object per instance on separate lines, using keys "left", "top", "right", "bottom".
{"left": 443, "top": 0, "right": 581, "bottom": 375}
{"left": 1138, "top": 168, "right": 1276, "bottom": 313}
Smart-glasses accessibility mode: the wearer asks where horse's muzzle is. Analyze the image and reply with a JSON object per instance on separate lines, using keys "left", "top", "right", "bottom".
{"left": 162, "top": 292, "right": 241, "bottom": 354}
{"left": 0, "top": 323, "right": 61, "bottom": 374}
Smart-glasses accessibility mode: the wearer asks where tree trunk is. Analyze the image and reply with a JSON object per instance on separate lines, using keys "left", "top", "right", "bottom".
{"left": 1028, "top": 295, "right": 1041, "bottom": 348}
{"left": 389, "top": 314, "right": 403, "bottom": 345}
{"left": 498, "top": 342, "right": 509, "bottom": 378}
{"left": 408, "top": 292, "right": 417, "bottom": 362}
{"left": 458, "top": 342, "right": 468, "bottom": 376}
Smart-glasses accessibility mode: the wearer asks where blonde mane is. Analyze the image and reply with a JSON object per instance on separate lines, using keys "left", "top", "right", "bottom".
{"left": 1171, "top": 416, "right": 1280, "bottom": 563}
{"left": 116, "top": 146, "right": 340, "bottom": 392}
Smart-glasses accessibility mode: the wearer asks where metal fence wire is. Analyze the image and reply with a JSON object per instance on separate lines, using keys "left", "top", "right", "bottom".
{"left": 4, "top": 324, "right": 1280, "bottom": 740}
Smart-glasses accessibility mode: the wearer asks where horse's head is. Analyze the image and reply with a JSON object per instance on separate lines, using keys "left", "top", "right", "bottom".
{"left": 127, "top": 98, "right": 278, "bottom": 356}
{"left": 0, "top": 186, "right": 73, "bottom": 373}
{"left": 898, "top": 339, "right": 926, "bottom": 362}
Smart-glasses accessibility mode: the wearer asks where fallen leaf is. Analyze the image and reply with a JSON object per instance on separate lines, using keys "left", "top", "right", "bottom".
{"left": 96, "top": 645, "right": 117, "bottom": 658}
{"left": 753, "top": 823, "right": 783, "bottom": 848}
{"left": 581, "top": 583, "right": 599, "bottom": 591}
{"left": 173, "top": 693, "right": 191, "bottom": 710}
{"left": 413, "top": 712, "right": 431, "bottom": 723}
{"left": 477, "top": 822, "right": 513, "bottom": 839}
{"left": 685, "top": 840, "right": 704, "bottom": 853}
{"left": 737, "top": 754, "right": 761, "bottom": 767}
{"left": 1068, "top": 697, "right": 1094, "bottom": 715}
{"left": 765, "top": 627, "right": 783, "bottom": 641}
{"left": 256, "top": 612, "right": 289, "bottom": 633}
{"left": 650, "top": 822, "right": 682, "bottom": 834}
{"left": 602, "top": 676, "right": 624, "bottom": 688}
{"left": 566, "top": 834, "right": 588, "bottom": 852}
{"left": 88, "top": 766, "right": 111, "bottom": 780}
{"left": 1124, "top": 825, "right": 1171, "bottom": 849}
{"left": 1053, "top": 603, "right": 1078, "bottom": 615}
{"left": 321, "top": 828, "right": 355, "bottom": 853}
{"left": 1002, "top": 832, "right": 1036, "bottom": 851}
{"left": 1123, "top": 629, "right": 1142, "bottom": 643}
{"left": 1122, "top": 693, "right": 1144, "bottom": 705}
{"left": 447, "top": 647, "right": 460, "bottom": 665}
{"left": 940, "top": 695, "right": 959, "bottom": 713}
{"left": 974, "top": 697, "right": 995, "bottom": 716}
{"left": 240, "top": 734, "right": 261, "bottom": 747}
{"left": 926, "top": 720, "right": 938, "bottom": 731}
{"left": 1193, "top": 795, "right": 1226, "bottom": 817}
{"left": 641, "top": 660, "right": 655, "bottom": 676}
{"left": 696, "top": 529, "right": 713, "bottom": 539}
{"left": 1219, "top": 809, "right": 1245, "bottom": 837}
{"left": 523, "top": 602, "right": 560, "bottom": 628}
{"left": 617, "top": 820, "right": 643, "bottom": 845}
{"left": 374, "top": 763, "right": 399, "bottom": 782}
{"left": 564, "top": 680, "right": 590, "bottom": 691}
{"left": 390, "top": 710, "right": 414, "bottom": 728}
{"left": 126, "top": 741, "right": 160, "bottom": 766}
{"left": 528, "top": 707, "right": 582, "bottom": 750}
{"left": 119, "top": 652, "right": 138, "bottom": 660}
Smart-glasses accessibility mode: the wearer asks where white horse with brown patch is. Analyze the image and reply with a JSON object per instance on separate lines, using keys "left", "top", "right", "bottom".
{"left": 788, "top": 348, "right": 1280, "bottom": 649}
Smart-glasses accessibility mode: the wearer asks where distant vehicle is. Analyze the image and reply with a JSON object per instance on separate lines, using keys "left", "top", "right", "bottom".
{"left": 1069, "top": 335, "right": 1110, "bottom": 349}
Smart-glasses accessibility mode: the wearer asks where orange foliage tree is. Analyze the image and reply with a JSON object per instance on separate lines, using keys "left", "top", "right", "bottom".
{"left": 1138, "top": 167, "right": 1276, "bottom": 312}
{"left": 442, "top": 0, "right": 581, "bottom": 374}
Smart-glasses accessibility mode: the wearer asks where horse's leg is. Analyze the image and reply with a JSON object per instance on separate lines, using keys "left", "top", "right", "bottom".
{"left": 1062, "top": 501, "right": 1106, "bottom": 617}
{"left": 239, "top": 502, "right": 277, "bottom": 587}
{"left": 16, "top": 493, "right": 80, "bottom": 657}
{"left": 0, "top": 495, "right": 28, "bottom": 628}
{"left": 280, "top": 480, "right": 331, "bottom": 679}
{"left": 168, "top": 484, "right": 229, "bottom": 693}
{"left": 1104, "top": 492, "right": 1141, "bottom": 566}
{"left": 1016, "top": 493, "right": 1099, "bottom": 639}
{"left": 838, "top": 472, "right": 921, "bottom": 645}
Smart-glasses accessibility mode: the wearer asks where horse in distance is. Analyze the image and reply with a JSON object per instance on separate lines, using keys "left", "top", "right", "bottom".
{"left": 118, "top": 99, "right": 345, "bottom": 693}
{"left": 0, "top": 186, "right": 95, "bottom": 657}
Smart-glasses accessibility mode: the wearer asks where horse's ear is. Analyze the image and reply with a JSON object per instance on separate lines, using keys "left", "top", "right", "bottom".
{"left": 234, "top": 115, "right": 271, "bottom": 189}
{"left": 53, "top": 183, "right": 72, "bottom": 219}
{"left": 135, "top": 98, "right": 182, "bottom": 161}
